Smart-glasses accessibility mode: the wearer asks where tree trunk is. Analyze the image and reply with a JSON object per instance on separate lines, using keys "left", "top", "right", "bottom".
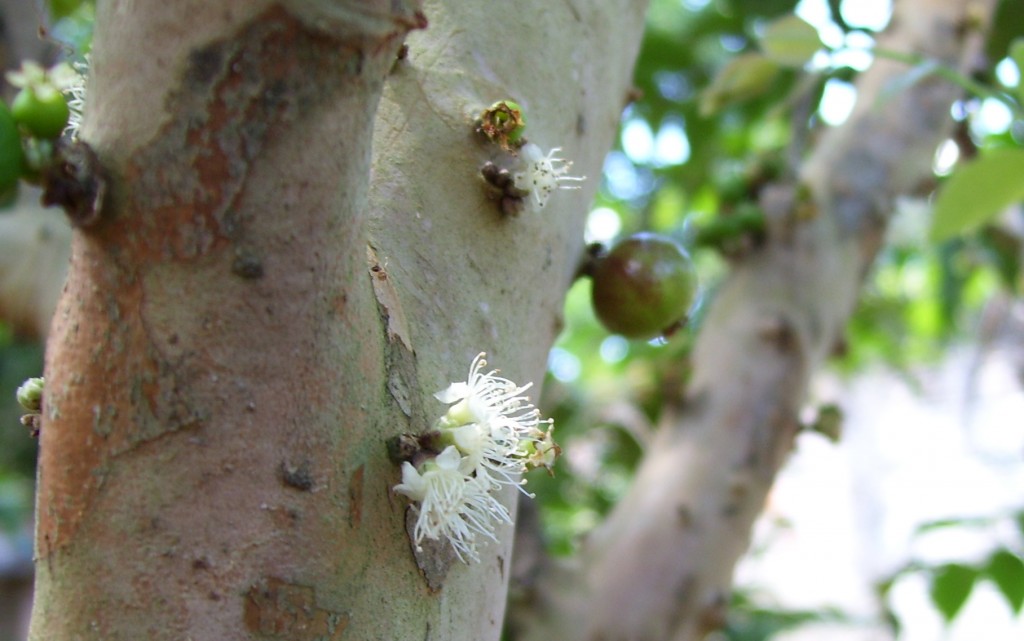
{"left": 29, "top": 1, "right": 646, "bottom": 640}
{"left": 509, "top": 0, "right": 998, "bottom": 639}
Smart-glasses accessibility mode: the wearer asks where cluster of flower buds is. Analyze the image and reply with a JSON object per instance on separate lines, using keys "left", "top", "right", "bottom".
{"left": 16, "top": 376, "right": 44, "bottom": 438}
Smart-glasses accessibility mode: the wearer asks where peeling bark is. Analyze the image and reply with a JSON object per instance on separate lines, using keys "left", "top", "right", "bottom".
{"left": 509, "top": 1, "right": 999, "bottom": 640}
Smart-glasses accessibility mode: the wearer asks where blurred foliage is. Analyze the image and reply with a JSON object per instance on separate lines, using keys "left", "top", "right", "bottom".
{"left": 719, "top": 590, "right": 853, "bottom": 641}
{"left": 877, "top": 510, "right": 1024, "bottom": 630}
{"left": 532, "top": 0, "right": 1024, "bottom": 637}
{"left": 536, "top": 0, "right": 1024, "bottom": 552}
{"left": 46, "top": 0, "right": 94, "bottom": 56}
{"left": 0, "top": 322, "right": 41, "bottom": 534}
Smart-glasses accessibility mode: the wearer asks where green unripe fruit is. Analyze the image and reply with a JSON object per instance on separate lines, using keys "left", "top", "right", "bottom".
{"left": 11, "top": 86, "right": 70, "bottom": 139}
{"left": 591, "top": 233, "right": 697, "bottom": 340}
{"left": 0, "top": 102, "right": 24, "bottom": 196}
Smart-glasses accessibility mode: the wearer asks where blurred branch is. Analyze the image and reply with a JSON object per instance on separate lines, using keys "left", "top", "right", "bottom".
{"left": 509, "top": 0, "right": 999, "bottom": 639}
{"left": 869, "top": 45, "right": 1023, "bottom": 118}
{"left": 0, "top": 1, "right": 52, "bottom": 72}
{"left": 0, "top": 188, "right": 71, "bottom": 340}
{"left": 0, "top": 3, "right": 69, "bottom": 340}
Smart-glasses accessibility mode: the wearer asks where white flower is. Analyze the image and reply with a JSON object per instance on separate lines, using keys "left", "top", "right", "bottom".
{"left": 512, "top": 143, "right": 585, "bottom": 210}
{"left": 436, "top": 353, "right": 555, "bottom": 490}
{"left": 447, "top": 421, "right": 526, "bottom": 490}
{"left": 4, "top": 61, "right": 48, "bottom": 90}
{"left": 394, "top": 446, "right": 511, "bottom": 563}
{"left": 436, "top": 353, "right": 535, "bottom": 429}
{"left": 393, "top": 354, "right": 558, "bottom": 564}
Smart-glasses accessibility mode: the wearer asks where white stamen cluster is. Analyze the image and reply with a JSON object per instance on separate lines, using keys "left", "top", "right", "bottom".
{"left": 394, "top": 353, "right": 558, "bottom": 563}
{"left": 512, "top": 143, "right": 585, "bottom": 211}
{"left": 393, "top": 446, "right": 511, "bottom": 562}
{"left": 53, "top": 58, "right": 88, "bottom": 140}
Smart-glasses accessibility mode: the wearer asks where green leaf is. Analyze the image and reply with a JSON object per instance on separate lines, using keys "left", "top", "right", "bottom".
{"left": 48, "top": 0, "right": 84, "bottom": 19}
{"left": 930, "top": 148, "right": 1024, "bottom": 242}
{"left": 986, "top": 549, "right": 1024, "bottom": 614}
{"left": 930, "top": 563, "right": 978, "bottom": 622}
{"left": 700, "top": 54, "right": 781, "bottom": 116}
{"left": 758, "top": 15, "right": 823, "bottom": 67}
{"left": 914, "top": 515, "right": 993, "bottom": 535}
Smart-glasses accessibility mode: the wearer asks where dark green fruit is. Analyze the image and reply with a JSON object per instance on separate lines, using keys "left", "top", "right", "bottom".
{"left": 0, "top": 102, "right": 24, "bottom": 196}
{"left": 11, "top": 87, "right": 70, "bottom": 139}
{"left": 591, "top": 233, "right": 697, "bottom": 340}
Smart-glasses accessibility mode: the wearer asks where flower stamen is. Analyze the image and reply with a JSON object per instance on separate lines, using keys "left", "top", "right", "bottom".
{"left": 512, "top": 143, "right": 586, "bottom": 211}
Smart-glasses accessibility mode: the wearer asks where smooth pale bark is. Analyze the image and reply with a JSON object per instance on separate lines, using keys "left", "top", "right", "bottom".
{"left": 510, "top": 1, "right": 998, "bottom": 640}
{"left": 29, "top": 1, "right": 646, "bottom": 641}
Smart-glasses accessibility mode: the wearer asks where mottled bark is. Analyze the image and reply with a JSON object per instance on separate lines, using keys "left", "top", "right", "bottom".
{"left": 28, "top": 1, "right": 646, "bottom": 640}
{"left": 509, "top": 0, "right": 998, "bottom": 640}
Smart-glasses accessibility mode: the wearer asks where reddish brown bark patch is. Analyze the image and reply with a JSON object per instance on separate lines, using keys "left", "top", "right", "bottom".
{"left": 244, "top": 577, "right": 349, "bottom": 640}
{"left": 38, "top": 241, "right": 205, "bottom": 556}
{"left": 35, "top": 5, "right": 381, "bottom": 558}
{"left": 114, "top": 7, "right": 366, "bottom": 264}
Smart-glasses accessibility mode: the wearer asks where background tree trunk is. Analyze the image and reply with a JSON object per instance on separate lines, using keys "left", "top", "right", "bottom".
{"left": 28, "top": 1, "right": 647, "bottom": 640}
{"left": 0, "top": 192, "right": 70, "bottom": 341}
{"left": 509, "top": 0, "right": 999, "bottom": 639}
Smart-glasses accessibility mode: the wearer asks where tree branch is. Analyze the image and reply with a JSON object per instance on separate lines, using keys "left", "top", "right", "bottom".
{"left": 0, "top": 191, "right": 71, "bottom": 340}
{"left": 512, "top": 0, "right": 999, "bottom": 639}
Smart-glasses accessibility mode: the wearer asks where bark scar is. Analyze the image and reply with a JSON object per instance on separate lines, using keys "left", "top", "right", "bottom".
{"left": 244, "top": 577, "right": 350, "bottom": 639}
{"left": 366, "top": 245, "right": 413, "bottom": 351}
{"left": 367, "top": 244, "right": 421, "bottom": 420}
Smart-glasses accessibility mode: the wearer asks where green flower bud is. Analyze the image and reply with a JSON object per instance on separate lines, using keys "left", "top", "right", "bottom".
{"left": 16, "top": 376, "right": 44, "bottom": 412}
